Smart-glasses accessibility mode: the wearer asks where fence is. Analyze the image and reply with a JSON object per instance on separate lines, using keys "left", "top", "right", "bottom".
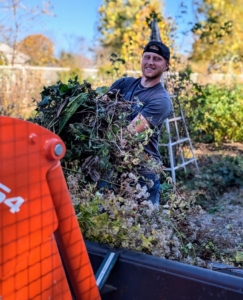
{"left": 190, "top": 72, "right": 243, "bottom": 85}
{"left": 0, "top": 65, "right": 243, "bottom": 118}
{"left": 0, "top": 66, "right": 70, "bottom": 118}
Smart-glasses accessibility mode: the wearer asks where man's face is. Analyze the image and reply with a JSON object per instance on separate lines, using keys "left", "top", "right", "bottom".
{"left": 141, "top": 51, "right": 169, "bottom": 80}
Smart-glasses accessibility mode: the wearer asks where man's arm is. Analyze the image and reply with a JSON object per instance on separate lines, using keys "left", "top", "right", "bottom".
{"left": 127, "top": 95, "right": 172, "bottom": 134}
{"left": 127, "top": 114, "right": 152, "bottom": 134}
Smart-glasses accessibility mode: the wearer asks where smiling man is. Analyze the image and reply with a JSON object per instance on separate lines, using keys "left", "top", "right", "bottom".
{"left": 107, "top": 40, "right": 172, "bottom": 204}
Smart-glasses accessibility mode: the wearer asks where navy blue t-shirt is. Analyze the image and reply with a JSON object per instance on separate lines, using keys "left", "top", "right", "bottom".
{"left": 110, "top": 77, "right": 172, "bottom": 161}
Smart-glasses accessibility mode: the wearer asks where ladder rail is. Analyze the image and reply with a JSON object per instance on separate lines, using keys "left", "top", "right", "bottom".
{"left": 178, "top": 103, "right": 199, "bottom": 172}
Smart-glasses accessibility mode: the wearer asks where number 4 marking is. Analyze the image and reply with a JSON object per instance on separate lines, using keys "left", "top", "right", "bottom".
{"left": 4, "top": 197, "right": 24, "bottom": 213}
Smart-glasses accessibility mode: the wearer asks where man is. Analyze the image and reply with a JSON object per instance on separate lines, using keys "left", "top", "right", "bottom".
{"left": 107, "top": 40, "right": 172, "bottom": 204}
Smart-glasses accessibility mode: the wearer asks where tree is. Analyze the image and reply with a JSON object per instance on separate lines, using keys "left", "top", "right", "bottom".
{"left": 0, "top": 0, "right": 53, "bottom": 65}
{"left": 58, "top": 51, "right": 77, "bottom": 68}
{"left": 98, "top": 0, "right": 175, "bottom": 70}
{"left": 18, "top": 34, "right": 55, "bottom": 66}
{"left": 190, "top": 0, "right": 243, "bottom": 73}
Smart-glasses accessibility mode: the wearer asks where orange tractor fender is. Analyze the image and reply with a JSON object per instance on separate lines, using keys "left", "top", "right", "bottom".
{"left": 0, "top": 116, "right": 100, "bottom": 300}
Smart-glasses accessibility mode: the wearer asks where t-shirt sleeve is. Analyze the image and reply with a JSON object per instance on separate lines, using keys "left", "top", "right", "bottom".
{"left": 109, "top": 77, "right": 127, "bottom": 91}
{"left": 140, "top": 96, "right": 172, "bottom": 128}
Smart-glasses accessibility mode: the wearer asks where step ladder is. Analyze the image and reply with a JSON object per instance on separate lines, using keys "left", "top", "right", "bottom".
{"left": 160, "top": 78, "right": 199, "bottom": 183}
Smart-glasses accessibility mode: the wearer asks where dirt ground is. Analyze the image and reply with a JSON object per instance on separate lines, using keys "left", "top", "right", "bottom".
{"left": 193, "top": 142, "right": 243, "bottom": 157}
{"left": 187, "top": 188, "right": 243, "bottom": 264}
{"left": 188, "top": 142, "right": 243, "bottom": 268}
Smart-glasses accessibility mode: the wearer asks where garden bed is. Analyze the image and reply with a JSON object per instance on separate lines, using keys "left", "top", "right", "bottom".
{"left": 174, "top": 147, "right": 243, "bottom": 267}
{"left": 29, "top": 78, "right": 243, "bottom": 270}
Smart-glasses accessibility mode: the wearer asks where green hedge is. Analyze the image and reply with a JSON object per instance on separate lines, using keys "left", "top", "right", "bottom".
{"left": 182, "top": 83, "right": 243, "bottom": 143}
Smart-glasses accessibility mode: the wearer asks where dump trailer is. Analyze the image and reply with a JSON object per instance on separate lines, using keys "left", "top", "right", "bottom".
{"left": 87, "top": 241, "right": 243, "bottom": 300}
{"left": 0, "top": 116, "right": 243, "bottom": 300}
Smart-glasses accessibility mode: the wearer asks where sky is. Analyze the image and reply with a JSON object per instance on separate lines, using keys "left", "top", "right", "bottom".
{"left": 2, "top": 0, "right": 195, "bottom": 58}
